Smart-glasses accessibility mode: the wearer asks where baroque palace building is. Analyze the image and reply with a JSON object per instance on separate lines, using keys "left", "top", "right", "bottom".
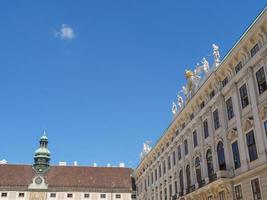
{"left": 134, "top": 7, "right": 267, "bottom": 200}
{"left": 0, "top": 134, "right": 136, "bottom": 200}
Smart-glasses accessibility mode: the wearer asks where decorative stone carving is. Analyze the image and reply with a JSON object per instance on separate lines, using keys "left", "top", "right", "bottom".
{"left": 259, "top": 105, "right": 267, "bottom": 120}
{"left": 242, "top": 117, "right": 254, "bottom": 132}
{"left": 28, "top": 176, "right": 48, "bottom": 190}
{"left": 226, "top": 128, "right": 238, "bottom": 141}
{"left": 215, "top": 136, "right": 223, "bottom": 147}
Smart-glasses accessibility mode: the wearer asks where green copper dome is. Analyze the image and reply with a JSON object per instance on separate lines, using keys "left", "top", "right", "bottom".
{"left": 33, "top": 131, "right": 51, "bottom": 173}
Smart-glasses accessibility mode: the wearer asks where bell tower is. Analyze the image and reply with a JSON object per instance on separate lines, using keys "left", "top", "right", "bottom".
{"left": 33, "top": 131, "right": 51, "bottom": 173}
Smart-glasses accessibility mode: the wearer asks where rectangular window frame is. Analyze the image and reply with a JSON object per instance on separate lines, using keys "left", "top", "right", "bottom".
{"left": 226, "top": 97, "right": 234, "bottom": 120}
{"left": 231, "top": 141, "right": 241, "bottom": 169}
{"left": 256, "top": 67, "right": 267, "bottom": 95}
{"left": 235, "top": 62, "right": 243, "bottom": 74}
{"left": 234, "top": 184, "right": 243, "bottom": 200}
{"left": 246, "top": 130, "right": 258, "bottom": 162}
{"left": 239, "top": 83, "right": 249, "bottom": 109}
{"left": 251, "top": 177, "right": 262, "bottom": 200}
{"left": 184, "top": 140, "right": 188, "bottom": 156}
{"left": 193, "top": 130, "right": 198, "bottom": 148}
{"left": 250, "top": 43, "right": 259, "bottom": 57}
{"left": 1, "top": 192, "right": 7, "bottom": 197}
{"left": 203, "top": 119, "right": 209, "bottom": 138}
{"left": 213, "top": 109, "right": 220, "bottom": 130}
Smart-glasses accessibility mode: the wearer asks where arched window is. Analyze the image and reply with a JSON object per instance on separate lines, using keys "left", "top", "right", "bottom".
{"left": 179, "top": 170, "right": 184, "bottom": 196}
{"left": 217, "top": 141, "right": 226, "bottom": 170}
{"left": 195, "top": 157, "right": 202, "bottom": 185}
{"left": 206, "top": 149, "right": 214, "bottom": 179}
{"left": 186, "top": 165, "right": 191, "bottom": 188}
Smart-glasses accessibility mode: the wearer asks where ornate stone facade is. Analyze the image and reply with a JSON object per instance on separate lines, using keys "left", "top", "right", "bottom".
{"left": 134, "top": 7, "right": 267, "bottom": 200}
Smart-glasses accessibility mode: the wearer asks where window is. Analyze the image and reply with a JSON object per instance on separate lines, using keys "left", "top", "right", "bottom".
{"left": 251, "top": 178, "right": 262, "bottom": 200}
{"left": 246, "top": 130, "right": 258, "bottom": 162}
{"left": 151, "top": 172, "right": 154, "bottom": 184}
{"left": 174, "top": 181, "right": 178, "bottom": 194}
{"left": 100, "top": 194, "right": 106, "bottom": 199}
{"left": 210, "top": 90, "right": 215, "bottom": 99}
{"left": 67, "top": 193, "right": 73, "bottom": 198}
{"left": 18, "top": 193, "right": 25, "bottom": 198}
{"left": 182, "top": 123, "right": 185, "bottom": 129}
{"left": 200, "top": 101, "right": 205, "bottom": 109}
{"left": 213, "top": 109, "right": 220, "bottom": 130}
{"left": 167, "top": 156, "right": 171, "bottom": 170}
{"left": 177, "top": 145, "right": 181, "bottom": 160}
{"left": 186, "top": 165, "right": 191, "bottom": 188}
{"left": 222, "top": 77, "right": 228, "bottom": 87}
{"left": 234, "top": 185, "right": 243, "bottom": 200}
{"left": 190, "top": 113, "right": 194, "bottom": 120}
{"left": 251, "top": 43, "right": 259, "bottom": 57}
{"left": 195, "top": 157, "right": 202, "bottom": 185}
{"left": 219, "top": 191, "right": 225, "bottom": 200}
{"left": 193, "top": 130, "right": 198, "bottom": 147}
{"left": 226, "top": 97, "right": 234, "bottom": 120}
{"left": 50, "top": 193, "right": 56, "bottom": 198}
{"left": 206, "top": 149, "right": 214, "bottom": 180}
{"left": 172, "top": 151, "right": 176, "bottom": 166}
{"left": 235, "top": 62, "right": 243, "bottom": 73}
{"left": 154, "top": 169, "right": 158, "bottom": 181}
{"left": 208, "top": 196, "right": 213, "bottom": 200}
{"left": 159, "top": 165, "right": 162, "bottom": 178}
{"left": 203, "top": 120, "right": 209, "bottom": 138}
{"left": 217, "top": 141, "right": 226, "bottom": 170}
{"left": 232, "top": 141, "right": 241, "bottom": 169}
{"left": 164, "top": 188, "right": 167, "bottom": 200}
{"left": 179, "top": 170, "right": 184, "bottom": 196}
{"left": 256, "top": 67, "right": 267, "bottom": 94}
{"left": 116, "top": 194, "right": 121, "bottom": 199}
{"left": 84, "top": 193, "right": 90, "bottom": 198}
{"left": 264, "top": 121, "right": 267, "bottom": 137}
{"left": 1, "top": 193, "right": 7, "bottom": 197}
{"left": 184, "top": 140, "right": 188, "bottom": 155}
{"left": 239, "top": 84, "right": 249, "bottom": 109}
{"left": 163, "top": 160, "right": 166, "bottom": 174}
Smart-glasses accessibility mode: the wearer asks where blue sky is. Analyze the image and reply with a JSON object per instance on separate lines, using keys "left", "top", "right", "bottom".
{"left": 0, "top": 1, "right": 266, "bottom": 168}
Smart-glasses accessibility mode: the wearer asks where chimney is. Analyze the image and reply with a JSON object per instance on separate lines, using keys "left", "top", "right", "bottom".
{"left": 0, "top": 159, "right": 7, "bottom": 164}
{"left": 73, "top": 161, "right": 78, "bottom": 166}
{"left": 119, "top": 163, "right": 125, "bottom": 168}
{"left": 59, "top": 161, "right": 67, "bottom": 166}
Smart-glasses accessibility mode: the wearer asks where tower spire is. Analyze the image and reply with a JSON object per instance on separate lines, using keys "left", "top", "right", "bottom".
{"left": 33, "top": 131, "right": 51, "bottom": 173}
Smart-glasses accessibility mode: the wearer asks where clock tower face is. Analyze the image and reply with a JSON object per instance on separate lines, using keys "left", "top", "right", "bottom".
{"left": 35, "top": 176, "right": 43, "bottom": 185}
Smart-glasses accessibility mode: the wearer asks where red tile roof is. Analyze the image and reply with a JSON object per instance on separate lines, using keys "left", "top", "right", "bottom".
{"left": 0, "top": 164, "right": 133, "bottom": 191}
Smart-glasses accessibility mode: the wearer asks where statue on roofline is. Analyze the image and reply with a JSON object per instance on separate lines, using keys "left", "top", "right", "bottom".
{"left": 177, "top": 94, "right": 184, "bottom": 109}
{"left": 212, "top": 44, "right": 220, "bottom": 67}
{"left": 172, "top": 102, "right": 178, "bottom": 115}
{"left": 140, "top": 141, "right": 152, "bottom": 160}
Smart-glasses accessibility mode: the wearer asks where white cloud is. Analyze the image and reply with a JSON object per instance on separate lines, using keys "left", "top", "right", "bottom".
{"left": 54, "top": 24, "right": 75, "bottom": 40}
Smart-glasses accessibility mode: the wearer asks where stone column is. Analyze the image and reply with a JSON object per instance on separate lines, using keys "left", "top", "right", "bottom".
{"left": 246, "top": 67, "right": 267, "bottom": 163}
{"left": 198, "top": 116, "right": 207, "bottom": 185}
{"left": 208, "top": 107, "right": 219, "bottom": 173}
{"left": 218, "top": 94, "right": 232, "bottom": 171}
{"left": 187, "top": 128, "right": 195, "bottom": 188}
{"left": 231, "top": 83, "right": 249, "bottom": 172}
{"left": 180, "top": 136, "right": 186, "bottom": 195}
